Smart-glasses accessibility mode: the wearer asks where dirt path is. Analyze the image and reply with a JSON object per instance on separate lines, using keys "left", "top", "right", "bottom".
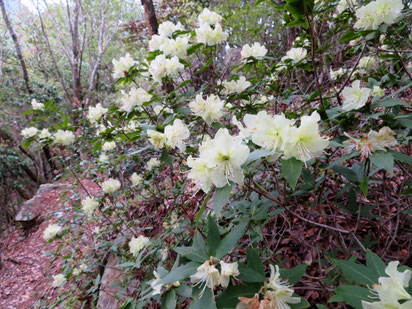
{"left": 0, "top": 180, "right": 99, "bottom": 309}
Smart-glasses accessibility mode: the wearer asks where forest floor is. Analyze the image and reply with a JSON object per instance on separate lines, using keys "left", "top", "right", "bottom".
{"left": 0, "top": 180, "right": 98, "bottom": 309}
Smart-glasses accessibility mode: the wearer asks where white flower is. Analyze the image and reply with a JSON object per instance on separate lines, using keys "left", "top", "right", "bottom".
{"left": 158, "top": 21, "right": 184, "bottom": 37}
{"left": 354, "top": 0, "right": 404, "bottom": 30}
{"left": 330, "top": 68, "right": 345, "bottom": 80}
{"left": 53, "top": 130, "right": 75, "bottom": 145}
{"left": 219, "top": 261, "right": 240, "bottom": 288}
{"left": 160, "top": 36, "right": 190, "bottom": 59}
{"left": 200, "top": 128, "right": 250, "bottom": 187}
{"left": 195, "top": 23, "right": 228, "bottom": 46}
{"left": 336, "top": 0, "right": 349, "bottom": 14}
{"left": 102, "top": 141, "right": 116, "bottom": 151}
{"left": 43, "top": 224, "right": 62, "bottom": 240}
{"left": 119, "top": 87, "right": 152, "bottom": 113}
{"left": 362, "top": 261, "right": 411, "bottom": 309}
{"left": 282, "top": 111, "right": 329, "bottom": 163}
{"left": 222, "top": 76, "right": 251, "bottom": 94}
{"left": 149, "top": 34, "right": 166, "bottom": 51}
{"left": 150, "top": 270, "right": 163, "bottom": 295}
{"left": 73, "top": 263, "right": 87, "bottom": 276}
{"left": 372, "top": 86, "right": 384, "bottom": 97}
{"left": 147, "top": 130, "right": 166, "bottom": 149}
{"left": 131, "top": 172, "right": 143, "bottom": 186}
{"left": 129, "top": 235, "right": 150, "bottom": 256}
{"left": 112, "top": 53, "right": 137, "bottom": 79}
{"left": 31, "top": 99, "right": 44, "bottom": 110}
{"left": 52, "top": 274, "right": 66, "bottom": 288}
{"left": 189, "top": 93, "right": 225, "bottom": 125}
{"left": 198, "top": 8, "right": 222, "bottom": 26}
{"left": 99, "top": 153, "right": 109, "bottom": 163}
{"left": 254, "top": 112, "right": 292, "bottom": 152}
{"left": 81, "top": 197, "right": 99, "bottom": 216}
{"left": 149, "top": 55, "right": 184, "bottom": 83}
{"left": 153, "top": 105, "right": 173, "bottom": 114}
{"left": 341, "top": 80, "right": 371, "bottom": 111}
{"left": 164, "top": 119, "right": 190, "bottom": 152}
{"left": 187, "top": 155, "right": 214, "bottom": 193}
{"left": 39, "top": 128, "right": 52, "bottom": 139}
{"left": 101, "top": 178, "right": 121, "bottom": 193}
{"left": 147, "top": 158, "right": 160, "bottom": 169}
{"left": 87, "top": 103, "right": 108, "bottom": 123}
{"left": 265, "top": 265, "right": 301, "bottom": 309}
{"left": 281, "top": 47, "right": 307, "bottom": 63}
{"left": 359, "top": 56, "right": 377, "bottom": 70}
{"left": 241, "top": 42, "right": 267, "bottom": 60}
{"left": 161, "top": 248, "right": 168, "bottom": 261}
{"left": 190, "top": 260, "right": 220, "bottom": 293}
{"left": 21, "top": 127, "right": 38, "bottom": 138}
{"left": 368, "top": 126, "right": 397, "bottom": 151}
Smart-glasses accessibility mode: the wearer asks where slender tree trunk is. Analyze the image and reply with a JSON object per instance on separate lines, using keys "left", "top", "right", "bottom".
{"left": 141, "top": 0, "right": 158, "bottom": 37}
{"left": 0, "top": 0, "right": 32, "bottom": 94}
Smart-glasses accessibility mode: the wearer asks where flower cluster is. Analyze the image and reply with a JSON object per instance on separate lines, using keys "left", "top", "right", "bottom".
{"left": 344, "top": 126, "right": 397, "bottom": 160}
{"left": 81, "top": 197, "right": 99, "bottom": 216}
{"left": 354, "top": 0, "right": 404, "bottom": 30}
{"left": 237, "top": 265, "right": 300, "bottom": 309}
{"left": 189, "top": 93, "right": 225, "bottom": 125}
{"left": 129, "top": 235, "right": 150, "bottom": 256}
{"left": 119, "top": 86, "right": 152, "bottom": 112}
{"left": 235, "top": 111, "right": 329, "bottom": 164}
{"left": 240, "top": 42, "right": 267, "bottom": 60}
{"left": 43, "top": 223, "right": 62, "bottom": 241}
{"left": 341, "top": 80, "right": 372, "bottom": 111}
{"left": 112, "top": 53, "right": 137, "bottom": 79}
{"left": 362, "top": 261, "right": 411, "bottom": 309}
{"left": 53, "top": 130, "right": 75, "bottom": 146}
{"left": 187, "top": 128, "right": 250, "bottom": 192}
{"left": 147, "top": 119, "right": 190, "bottom": 152}
{"left": 31, "top": 99, "right": 44, "bottom": 110}
{"left": 190, "top": 259, "right": 239, "bottom": 294}
{"left": 87, "top": 103, "right": 108, "bottom": 123}
{"left": 222, "top": 76, "right": 251, "bottom": 95}
{"left": 195, "top": 8, "right": 228, "bottom": 46}
{"left": 101, "top": 178, "right": 121, "bottom": 193}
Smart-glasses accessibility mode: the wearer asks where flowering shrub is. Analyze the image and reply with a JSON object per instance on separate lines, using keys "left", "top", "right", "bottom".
{"left": 20, "top": 1, "right": 411, "bottom": 308}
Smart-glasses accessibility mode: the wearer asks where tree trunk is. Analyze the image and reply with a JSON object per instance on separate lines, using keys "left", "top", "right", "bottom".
{"left": 141, "top": 0, "right": 158, "bottom": 37}
{"left": 0, "top": 0, "right": 32, "bottom": 94}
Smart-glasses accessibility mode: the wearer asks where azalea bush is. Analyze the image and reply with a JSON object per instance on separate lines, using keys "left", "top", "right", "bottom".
{"left": 20, "top": 0, "right": 412, "bottom": 308}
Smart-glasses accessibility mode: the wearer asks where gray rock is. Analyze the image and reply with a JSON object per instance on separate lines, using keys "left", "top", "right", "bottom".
{"left": 14, "top": 183, "right": 69, "bottom": 228}
{"left": 97, "top": 253, "right": 127, "bottom": 309}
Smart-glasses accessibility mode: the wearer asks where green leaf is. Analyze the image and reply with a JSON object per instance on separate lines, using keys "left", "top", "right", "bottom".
{"left": 159, "top": 262, "right": 200, "bottom": 285}
{"left": 330, "top": 285, "right": 370, "bottom": 309}
{"left": 190, "top": 286, "right": 215, "bottom": 309}
{"left": 334, "top": 259, "right": 378, "bottom": 285}
{"left": 244, "top": 149, "right": 273, "bottom": 165}
{"left": 175, "top": 285, "right": 192, "bottom": 297}
{"left": 215, "top": 220, "right": 248, "bottom": 259}
{"left": 389, "top": 150, "right": 412, "bottom": 166}
{"left": 216, "top": 284, "right": 261, "bottom": 308}
{"left": 174, "top": 246, "right": 208, "bottom": 263}
{"left": 338, "top": 31, "right": 359, "bottom": 43}
{"left": 280, "top": 264, "right": 308, "bottom": 285}
{"left": 281, "top": 157, "right": 303, "bottom": 190}
{"left": 332, "top": 165, "right": 361, "bottom": 183}
{"left": 207, "top": 216, "right": 221, "bottom": 256}
{"left": 366, "top": 250, "right": 386, "bottom": 278}
{"left": 369, "top": 151, "right": 394, "bottom": 175}
{"left": 316, "top": 305, "right": 328, "bottom": 309}
{"left": 160, "top": 148, "right": 173, "bottom": 166}
{"left": 193, "top": 231, "right": 208, "bottom": 256}
{"left": 237, "top": 264, "right": 266, "bottom": 282}
{"left": 326, "top": 151, "right": 359, "bottom": 169}
{"left": 213, "top": 184, "right": 232, "bottom": 216}
{"left": 162, "top": 290, "right": 176, "bottom": 309}
{"left": 290, "top": 296, "right": 310, "bottom": 308}
{"left": 246, "top": 248, "right": 265, "bottom": 276}
{"left": 195, "top": 193, "right": 211, "bottom": 223}
{"left": 372, "top": 98, "right": 409, "bottom": 108}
